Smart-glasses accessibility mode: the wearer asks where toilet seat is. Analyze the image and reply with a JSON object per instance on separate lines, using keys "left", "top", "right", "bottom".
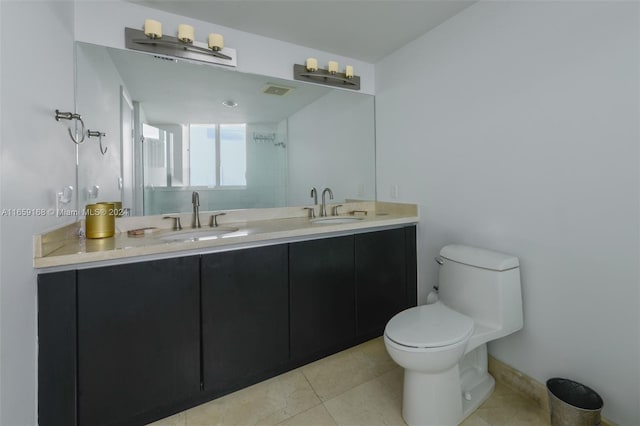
{"left": 385, "top": 301, "right": 474, "bottom": 349}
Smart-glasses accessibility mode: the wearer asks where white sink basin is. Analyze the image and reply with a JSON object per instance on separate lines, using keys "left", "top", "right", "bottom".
{"left": 159, "top": 227, "right": 239, "bottom": 242}
{"left": 311, "top": 216, "right": 364, "bottom": 225}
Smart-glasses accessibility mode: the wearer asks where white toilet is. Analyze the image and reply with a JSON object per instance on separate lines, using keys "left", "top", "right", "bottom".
{"left": 384, "top": 244, "right": 523, "bottom": 426}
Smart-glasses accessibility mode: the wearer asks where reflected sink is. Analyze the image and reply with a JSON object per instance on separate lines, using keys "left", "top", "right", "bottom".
{"left": 159, "top": 227, "right": 239, "bottom": 242}
{"left": 311, "top": 216, "right": 364, "bottom": 225}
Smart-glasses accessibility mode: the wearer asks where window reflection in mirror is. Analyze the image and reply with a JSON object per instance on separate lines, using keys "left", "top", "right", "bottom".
{"left": 189, "top": 123, "right": 247, "bottom": 188}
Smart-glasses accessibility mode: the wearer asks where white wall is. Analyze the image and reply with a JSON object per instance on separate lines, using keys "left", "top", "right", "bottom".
{"left": 76, "top": 42, "right": 126, "bottom": 207}
{"left": 375, "top": 2, "right": 639, "bottom": 424}
{"left": 0, "top": 3, "right": 4, "bottom": 423}
{"left": 0, "top": 2, "right": 77, "bottom": 425}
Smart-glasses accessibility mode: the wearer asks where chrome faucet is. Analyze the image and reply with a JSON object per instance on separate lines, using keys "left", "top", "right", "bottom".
{"left": 310, "top": 187, "right": 318, "bottom": 205}
{"left": 321, "top": 187, "right": 333, "bottom": 217}
{"left": 191, "top": 191, "right": 201, "bottom": 228}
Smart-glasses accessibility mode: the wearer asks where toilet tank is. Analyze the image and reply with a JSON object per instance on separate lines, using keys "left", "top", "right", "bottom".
{"left": 437, "top": 245, "right": 523, "bottom": 335}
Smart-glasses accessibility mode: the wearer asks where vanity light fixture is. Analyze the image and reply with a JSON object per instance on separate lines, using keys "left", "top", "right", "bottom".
{"left": 306, "top": 57, "right": 318, "bottom": 71}
{"left": 144, "top": 19, "right": 162, "bottom": 39}
{"left": 327, "top": 61, "right": 339, "bottom": 74}
{"left": 178, "top": 24, "right": 194, "bottom": 44}
{"left": 208, "top": 33, "right": 224, "bottom": 51}
{"left": 294, "top": 61, "right": 360, "bottom": 90}
{"left": 345, "top": 65, "right": 354, "bottom": 79}
{"left": 125, "top": 24, "right": 237, "bottom": 67}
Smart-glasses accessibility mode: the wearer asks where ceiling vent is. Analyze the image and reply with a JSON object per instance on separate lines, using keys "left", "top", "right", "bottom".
{"left": 262, "top": 84, "right": 294, "bottom": 96}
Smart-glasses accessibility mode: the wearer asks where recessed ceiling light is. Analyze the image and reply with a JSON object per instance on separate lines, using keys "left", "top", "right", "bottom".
{"left": 222, "top": 100, "right": 238, "bottom": 108}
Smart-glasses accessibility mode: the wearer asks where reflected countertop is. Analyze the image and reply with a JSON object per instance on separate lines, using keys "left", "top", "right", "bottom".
{"left": 34, "top": 201, "right": 418, "bottom": 271}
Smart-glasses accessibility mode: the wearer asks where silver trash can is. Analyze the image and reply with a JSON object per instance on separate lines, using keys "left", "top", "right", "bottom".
{"left": 547, "top": 378, "right": 603, "bottom": 426}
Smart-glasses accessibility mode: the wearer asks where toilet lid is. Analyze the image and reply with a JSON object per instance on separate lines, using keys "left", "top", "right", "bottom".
{"left": 385, "top": 302, "right": 474, "bottom": 348}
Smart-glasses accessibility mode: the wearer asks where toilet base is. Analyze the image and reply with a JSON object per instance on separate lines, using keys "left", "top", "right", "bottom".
{"left": 403, "top": 365, "right": 463, "bottom": 426}
{"left": 460, "top": 344, "right": 495, "bottom": 421}
{"left": 461, "top": 374, "right": 495, "bottom": 420}
{"left": 400, "top": 344, "right": 497, "bottom": 426}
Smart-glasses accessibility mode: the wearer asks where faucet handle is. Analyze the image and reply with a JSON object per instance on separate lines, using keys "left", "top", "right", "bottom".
{"left": 332, "top": 205, "right": 343, "bottom": 216}
{"left": 303, "top": 207, "right": 316, "bottom": 219}
{"left": 163, "top": 216, "right": 182, "bottom": 230}
{"left": 209, "top": 212, "right": 226, "bottom": 227}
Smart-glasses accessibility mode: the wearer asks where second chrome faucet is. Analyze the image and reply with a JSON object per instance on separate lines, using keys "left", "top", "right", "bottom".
{"left": 308, "top": 187, "right": 334, "bottom": 217}
{"left": 192, "top": 191, "right": 201, "bottom": 228}
{"left": 321, "top": 187, "right": 333, "bottom": 217}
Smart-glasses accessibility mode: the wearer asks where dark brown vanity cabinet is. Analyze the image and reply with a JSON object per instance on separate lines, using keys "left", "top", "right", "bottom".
{"left": 37, "top": 225, "right": 417, "bottom": 426}
{"left": 289, "top": 227, "right": 417, "bottom": 361}
{"left": 355, "top": 227, "right": 417, "bottom": 339}
{"left": 38, "top": 257, "right": 200, "bottom": 426}
{"left": 201, "top": 245, "right": 289, "bottom": 395}
{"left": 77, "top": 257, "right": 200, "bottom": 426}
{"left": 289, "top": 235, "right": 356, "bottom": 362}
{"left": 38, "top": 271, "right": 77, "bottom": 426}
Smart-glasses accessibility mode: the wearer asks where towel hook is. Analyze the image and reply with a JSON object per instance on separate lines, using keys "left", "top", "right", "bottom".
{"left": 87, "top": 130, "right": 107, "bottom": 155}
{"left": 55, "top": 109, "right": 85, "bottom": 144}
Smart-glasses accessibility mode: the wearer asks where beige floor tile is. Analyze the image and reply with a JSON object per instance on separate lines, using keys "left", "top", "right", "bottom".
{"left": 185, "top": 370, "right": 321, "bottom": 426}
{"left": 324, "top": 368, "right": 406, "bottom": 426}
{"left": 148, "top": 339, "right": 553, "bottom": 426}
{"left": 377, "top": 366, "right": 404, "bottom": 397}
{"left": 147, "top": 411, "right": 187, "bottom": 426}
{"left": 302, "top": 337, "right": 398, "bottom": 401}
{"left": 475, "top": 381, "right": 549, "bottom": 426}
{"left": 508, "top": 402, "right": 551, "bottom": 426}
{"left": 475, "top": 398, "right": 520, "bottom": 426}
{"left": 277, "top": 404, "right": 338, "bottom": 426}
{"left": 460, "top": 413, "right": 492, "bottom": 426}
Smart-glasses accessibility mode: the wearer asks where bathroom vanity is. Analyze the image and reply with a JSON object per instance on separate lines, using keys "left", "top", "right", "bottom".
{"left": 35, "top": 202, "right": 418, "bottom": 426}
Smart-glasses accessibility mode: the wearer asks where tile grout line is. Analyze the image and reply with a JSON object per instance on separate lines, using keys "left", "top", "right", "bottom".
{"left": 273, "top": 369, "right": 341, "bottom": 426}
{"left": 299, "top": 366, "right": 323, "bottom": 403}
{"left": 320, "top": 400, "right": 341, "bottom": 426}
{"left": 320, "top": 369, "right": 398, "bottom": 426}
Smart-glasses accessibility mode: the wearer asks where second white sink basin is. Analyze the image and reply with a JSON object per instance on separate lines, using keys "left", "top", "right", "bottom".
{"left": 159, "top": 227, "right": 239, "bottom": 242}
{"left": 311, "top": 216, "right": 364, "bottom": 225}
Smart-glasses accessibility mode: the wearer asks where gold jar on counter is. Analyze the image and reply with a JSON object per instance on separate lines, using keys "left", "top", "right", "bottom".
{"left": 85, "top": 202, "right": 115, "bottom": 239}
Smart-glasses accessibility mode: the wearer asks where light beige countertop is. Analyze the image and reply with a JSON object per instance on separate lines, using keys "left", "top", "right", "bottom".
{"left": 34, "top": 201, "right": 418, "bottom": 271}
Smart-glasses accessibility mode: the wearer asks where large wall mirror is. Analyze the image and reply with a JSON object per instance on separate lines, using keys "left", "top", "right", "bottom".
{"left": 75, "top": 42, "right": 376, "bottom": 216}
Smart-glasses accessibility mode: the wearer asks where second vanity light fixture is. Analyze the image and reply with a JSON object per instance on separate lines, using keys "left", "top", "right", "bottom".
{"left": 293, "top": 58, "right": 360, "bottom": 90}
{"left": 125, "top": 19, "right": 237, "bottom": 67}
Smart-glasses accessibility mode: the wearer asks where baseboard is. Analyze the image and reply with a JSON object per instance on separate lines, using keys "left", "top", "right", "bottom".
{"left": 488, "top": 355, "right": 617, "bottom": 426}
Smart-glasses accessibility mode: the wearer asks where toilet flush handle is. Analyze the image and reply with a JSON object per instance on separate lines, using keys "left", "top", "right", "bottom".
{"left": 433, "top": 257, "right": 444, "bottom": 294}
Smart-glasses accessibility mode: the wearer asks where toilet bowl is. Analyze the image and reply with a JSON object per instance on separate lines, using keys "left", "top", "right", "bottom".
{"left": 384, "top": 302, "right": 475, "bottom": 425}
{"left": 385, "top": 301, "right": 473, "bottom": 372}
{"left": 384, "top": 244, "right": 523, "bottom": 426}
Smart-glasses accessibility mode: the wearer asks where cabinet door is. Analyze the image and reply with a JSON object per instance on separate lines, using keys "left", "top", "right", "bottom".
{"left": 290, "top": 235, "right": 355, "bottom": 361}
{"left": 355, "top": 227, "right": 415, "bottom": 338}
{"left": 77, "top": 257, "right": 200, "bottom": 426}
{"left": 201, "top": 245, "right": 289, "bottom": 394}
{"left": 38, "top": 271, "right": 77, "bottom": 426}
